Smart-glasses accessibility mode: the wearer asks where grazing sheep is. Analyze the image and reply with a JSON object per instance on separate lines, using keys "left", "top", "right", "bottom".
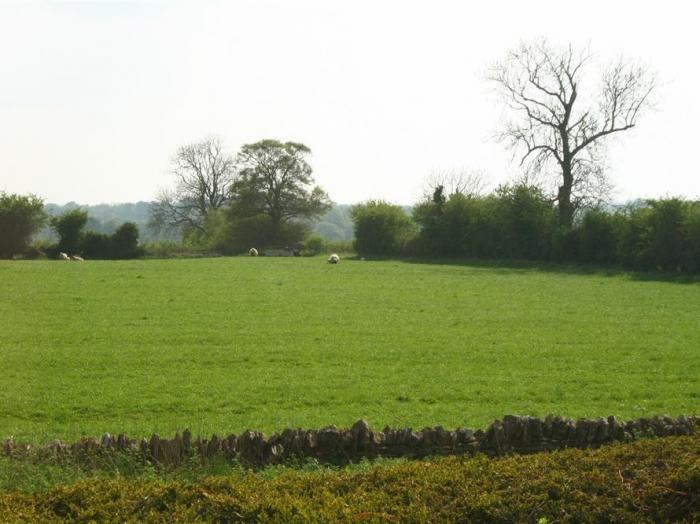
{"left": 249, "top": 248, "right": 259, "bottom": 257}
{"left": 70, "top": 255, "right": 84, "bottom": 262}
{"left": 327, "top": 253, "right": 340, "bottom": 264}
{"left": 58, "top": 252, "right": 70, "bottom": 261}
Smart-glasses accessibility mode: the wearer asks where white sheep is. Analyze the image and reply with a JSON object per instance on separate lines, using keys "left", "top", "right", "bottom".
{"left": 70, "top": 255, "right": 84, "bottom": 262}
{"left": 58, "top": 252, "right": 70, "bottom": 261}
{"left": 327, "top": 253, "right": 340, "bottom": 264}
{"left": 249, "top": 248, "right": 259, "bottom": 257}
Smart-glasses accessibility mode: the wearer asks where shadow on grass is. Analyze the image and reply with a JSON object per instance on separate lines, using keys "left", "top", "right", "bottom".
{"left": 348, "top": 255, "right": 700, "bottom": 285}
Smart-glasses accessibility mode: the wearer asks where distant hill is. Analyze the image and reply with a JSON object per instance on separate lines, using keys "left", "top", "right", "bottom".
{"left": 311, "top": 204, "right": 354, "bottom": 242}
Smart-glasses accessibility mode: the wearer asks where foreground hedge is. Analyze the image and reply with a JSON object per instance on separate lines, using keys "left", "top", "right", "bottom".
{"left": 1, "top": 433, "right": 699, "bottom": 523}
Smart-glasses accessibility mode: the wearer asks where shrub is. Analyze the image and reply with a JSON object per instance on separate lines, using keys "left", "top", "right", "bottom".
{"left": 301, "top": 235, "right": 325, "bottom": 256}
{"left": 413, "top": 192, "right": 479, "bottom": 257}
{"left": 0, "top": 193, "right": 46, "bottom": 259}
{"left": 111, "top": 222, "right": 141, "bottom": 259}
{"left": 640, "top": 198, "right": 686, "bottom": 271}
{"left": 81, "top": 224, "right": 142, "bottom": 259}
{"left": 213, "top": 213, "right": 307, "bottom": 254}
{"left": 51, "top": 209, "right": 88, "bottom": 255}
{"left": 681, "top": 203, "right": 700, "bottom": 273}
{"left": 325, "top": 240, "right": 354, "bottom": 254}
{"left": 81, "top": 232, "right": 112, "bottom": 259}
{"left": 578, "top": 209, "right": 621, "bottom": 265}
{"left": 495, "top": 183, "right": 556, "bottom": 259}
{"left": 615, "top": 205, "right": 649, "bottom": 269}
{"left": 351, "top": 200, "right": 416, "bottom": 256}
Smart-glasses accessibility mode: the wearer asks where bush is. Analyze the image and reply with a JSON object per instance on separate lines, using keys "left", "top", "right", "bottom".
{"left": 81, "top": 232, "right": 112, "bottom": 259}
{"left": 51, "top": 209, "right": 88, "bottom": 255}
{"left": 111, "top": 223, "right": 141, "bottom": 259}
{"left": 578, "top": 209, "right": 621, "bottom": 265}
{"left": 81, "top": 223, "right": 142, "bottom": 259}
{"left": 681, "top": 203, "right": 700, "bottom": 273}
{"left": 301, "top": 235, "right": 325, "bottom": 256}
{"left": 325, "top": 240, "right": 354, "bottom": 255}
{"left": 413, "top": 192, "right": 480, "bottom": 257}
{"left": 211, "top": 211, "right": 308, "bottom": 255}
{"left": 640, "top": 199, "right": 686, "bottom": 271}
{"left": 495, "top": 183, "right": 556, "bottom": 259}
{"left": 614, "top": 205, "right": 648, "bottom": 269}
{"left": 0, "top": 192, "right": 46, "bottom": 259}
{"left": 351, "top": 201, "right": 416, "bottom": 256}
{"left": 412, "top": 184, "right": 555, "bottom": 260}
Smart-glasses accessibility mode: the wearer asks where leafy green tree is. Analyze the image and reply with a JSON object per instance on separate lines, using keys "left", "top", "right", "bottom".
{"left": 111, "top": 222, "right": 140, "bottom": 259}
{"left": 0, "top": 192, "right": 46, "bottom": 259}
{"left": 51, "top": 209, "right": 88, "bottom": 254}
{"left": 351, "top": 200, "right": 416, "bottom": 256}
{"left": 228, "top": 140, "right": 330, "bottom": 247}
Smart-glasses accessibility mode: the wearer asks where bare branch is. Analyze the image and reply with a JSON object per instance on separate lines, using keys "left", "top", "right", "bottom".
{"left": 150, "top": 136, "right": 236, "bottom": 234}
{"left": 423, "top": 169, "right": 489, "bottom": 198}
{"left": 489, "top": 39, "right": 656, "bottom": 225}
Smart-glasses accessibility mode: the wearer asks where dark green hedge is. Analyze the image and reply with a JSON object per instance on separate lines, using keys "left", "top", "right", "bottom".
{"left": 354, "top": 187, "right": 700, "bottom": 274}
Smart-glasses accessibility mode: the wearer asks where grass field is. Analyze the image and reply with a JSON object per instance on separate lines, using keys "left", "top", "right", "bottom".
{"left": 1, "top": 257, "right": 699, "bottom": 443}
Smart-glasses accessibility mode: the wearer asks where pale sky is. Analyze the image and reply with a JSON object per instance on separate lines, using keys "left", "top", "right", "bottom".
{"left": 1, "top": 0, "right": 698, "bottom": 205}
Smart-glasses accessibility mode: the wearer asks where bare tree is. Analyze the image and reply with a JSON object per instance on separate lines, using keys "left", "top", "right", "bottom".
{"left": 423, "top": 168, "right": 489, "bottom": 199}
{"left": 150, "top": 137, "right": 235, "bottom": 235}
{"left": 489, "top": 40, "right": 656, "bottom": 226}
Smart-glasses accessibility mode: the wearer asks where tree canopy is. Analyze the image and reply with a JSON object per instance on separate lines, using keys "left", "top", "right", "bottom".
{"left": 0, "top": 193, "right": 46, "bottom": 259}
{"left": 51, "top": 208, "right": 88, "bottom": 254}
{"left": 227, "top": 139, "right": 330, "bottom": 247}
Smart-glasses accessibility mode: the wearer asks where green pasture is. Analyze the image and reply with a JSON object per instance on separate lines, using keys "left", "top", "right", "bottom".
{"left": 0, "top": 257, "right": 698, "bottom": 442}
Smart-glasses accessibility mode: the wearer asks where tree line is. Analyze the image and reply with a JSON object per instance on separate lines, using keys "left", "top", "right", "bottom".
{"left": 351, "top": 188, "right": 700, "bottom": 274}
{"left": 0, "top": 197, "right": 141, "bottom": 260}
{"left": 2, "top": 40, "right": 680, "bottom": 267}
{"left": 0, "top": 139, "right": 341, "bottom": 259}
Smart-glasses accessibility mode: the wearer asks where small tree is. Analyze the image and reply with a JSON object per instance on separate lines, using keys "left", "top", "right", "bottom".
{"left": 351, "top": 201, "right": 416, "bottom": 256}
{"left": 51, "top": 209, "right": 88, "bottom": 254}
{"left": 0, "top": 192, "right": 46, "bottom": 258}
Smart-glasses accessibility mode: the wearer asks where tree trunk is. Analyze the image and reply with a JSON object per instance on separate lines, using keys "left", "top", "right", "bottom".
{"left": 558, "top": 161, "right": 574, "bottom": 228}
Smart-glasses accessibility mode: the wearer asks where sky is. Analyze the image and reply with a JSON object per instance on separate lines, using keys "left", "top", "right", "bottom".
{"left": 1, "top": 0, "right": 699, "bottom": 206}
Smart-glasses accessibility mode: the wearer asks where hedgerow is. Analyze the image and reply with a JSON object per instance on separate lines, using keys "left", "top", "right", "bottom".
{"left": 1, "top": 433, "right": 698, "bottom": 522}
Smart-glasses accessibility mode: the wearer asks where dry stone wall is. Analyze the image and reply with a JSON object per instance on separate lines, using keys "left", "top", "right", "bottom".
{"left": 3, "top": 415, "right": 698, "bottom": 468}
